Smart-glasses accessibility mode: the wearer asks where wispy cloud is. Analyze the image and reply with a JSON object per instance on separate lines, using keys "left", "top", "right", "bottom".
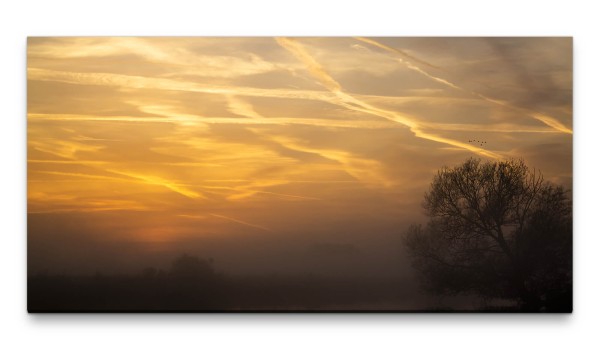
{"left": 356, "top": 37, "right": 572, "bottom": 134}
{"left": 226, "top": 95, "right": 264, "bottom": 119}
{"left": 209, "top": 213, "right": 270, "bottom": 231}
{"left": 355, "top": 37, "right": 441, "bottom": 69}
{"left": 105, "top": 169, "right": 206, "bottom": 199}
{"left": 24, "top": 36, "right": 574, "bottom": 285}
{"left": 275, "top": 37, "right": 503, "bottom": 160}
{"left": 276, "top": 38, "right": 343, "bottom": 92}
{"left": 27, "top": 67, "right": 336, "bottom": 103}
{"left": 29, "top": 112, "right": 401, "bottom": 130}
{"left": 29, "top": 37, "right": 280, "bottom": 78}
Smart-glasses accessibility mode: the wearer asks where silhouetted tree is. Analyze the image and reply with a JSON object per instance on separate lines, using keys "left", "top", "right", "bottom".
{"left": 165, "top": 254, "right": 227, "bottom": 309}
{"left": 405, "top": 158, "right": 572, "bottom": 311}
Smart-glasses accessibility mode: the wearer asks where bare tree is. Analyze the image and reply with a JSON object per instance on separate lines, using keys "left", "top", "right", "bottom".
{"left": 405, "top": 158, "right": 572, "bottom": 311}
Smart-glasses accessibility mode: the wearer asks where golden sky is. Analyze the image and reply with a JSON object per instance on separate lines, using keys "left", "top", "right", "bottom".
{"left": 27, "top": 37, "right": 572, "bottom": 275}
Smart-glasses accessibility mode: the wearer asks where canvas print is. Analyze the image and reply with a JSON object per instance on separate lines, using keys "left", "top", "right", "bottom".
{"left": 27, "top": 37, "right": 572, "bottom": 312}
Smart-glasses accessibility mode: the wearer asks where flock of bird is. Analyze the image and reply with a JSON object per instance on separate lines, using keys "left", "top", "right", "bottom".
{"left": 468, "top": 139, "right": 487, "bottom": 147}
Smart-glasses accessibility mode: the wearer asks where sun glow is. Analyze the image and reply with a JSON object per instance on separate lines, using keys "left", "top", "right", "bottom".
{"left": 28, "top": 37, "right": 572, "bottom": 247}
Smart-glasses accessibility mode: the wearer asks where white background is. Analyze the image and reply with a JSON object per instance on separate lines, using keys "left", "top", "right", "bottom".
{"left": 1, "top": 0, "right": 598, "bottom": 346}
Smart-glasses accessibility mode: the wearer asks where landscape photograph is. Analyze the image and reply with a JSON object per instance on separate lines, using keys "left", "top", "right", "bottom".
{"left": 27, "top": 37, "right": 572, "bottom": 312}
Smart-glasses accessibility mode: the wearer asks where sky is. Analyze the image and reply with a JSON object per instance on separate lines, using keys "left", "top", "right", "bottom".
{"left": 27, "top": 37, "right": 572, "bottom": 276}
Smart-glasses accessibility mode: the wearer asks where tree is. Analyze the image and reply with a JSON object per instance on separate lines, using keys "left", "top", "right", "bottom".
{"left": 166, "top": 254, "right": 228, "bottom": 309}
{"left": 169, "top": 254, "right": 217, "bottom": 280}
{"left": 405, "top": 158, "right": 572, "bottom": 311}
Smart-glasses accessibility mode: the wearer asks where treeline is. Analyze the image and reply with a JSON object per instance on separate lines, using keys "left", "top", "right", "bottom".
{"left": 28, "top": 254, "right": 428, "bottom": 312}
{"left": 28, "top": 254, "right": 521, "bottom": 312}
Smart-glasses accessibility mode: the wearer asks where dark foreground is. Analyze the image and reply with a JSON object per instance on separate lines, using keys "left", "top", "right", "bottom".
{"left": 28, "top": 273, "right": 570, "bottom": 313}
{"left": 28, "top": 255, "right": 571, "bottom": 313}
{"left": 28, "top": 273, "right": 412, "bottom": 312}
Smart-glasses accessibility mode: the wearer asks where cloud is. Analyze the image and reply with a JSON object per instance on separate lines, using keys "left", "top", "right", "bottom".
{"left": 261, "top": 134, "right": 393, "bottom": 187}
{"left": 27, "top": 67, "right": 337, "bottom": 103}
{"left": 275, "top": 38, "right": 343, "bottom": 92}
{"left": 275, "top": 37, "right": 503, "bottom": 159}
{"left": 356, "top": 37, "right": 573, "bottom": 134}
{"left": 226, "top": 95, "right": 263, "bottom": 119}
{"left": 29, "top": 112, "right": 400, "bottom": 130}
{"left": 355, "top": 37, "right": 441, "bottom": 69}
{"left": 29, "top": 37, "right": 280, "bottom": 78}
{"left": 209, "top": 213, "right": 270, "bottom": 231}
{"left": 106, "top": 169, "right": 206, "bottom": 199}
{"left": 27, "top": 37, "right": 572, "bottom": 277}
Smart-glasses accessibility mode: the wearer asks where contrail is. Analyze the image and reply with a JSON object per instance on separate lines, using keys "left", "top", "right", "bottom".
{"left": 209, "top": 213, "right": 270, "bottom": 231}
{"left": 31, "top": 170, "right": 135, "bottom": 183}
{"left": 275, "top": 37, "right": 342, "bottom": 92}
{"left": 29, "top": 67, "right": 565, "bottom": 137}
{"left": 32, "top": 149, "right": 206, "bottom": 199}
{"left": 355, "top": 37, "right": 572, "bottom": 134}
{"left": 106, "top": 169, "right": 206, "bottom": 199}
{"left": 275, "top": 37, "right": 502, "bottom": 160}
{"left": 199, "top": 184, "right": 321, "bottom": 201}
{"left": 262, "top": 134, "right": 394, "bottom": 187}
{"left": 355, "top": 37, "right": 440, "bottom": 69}
{"left": 178, "top": 214, "right": 208, "bottom": 220}
{"left": 27, "top": 67, "right": 338, "bottom": 104}
{"left": 226, "top": 95, "right": 263, "bottom": 119}
{"left": 28, "top": 112, "right": 401, "bottom": 130}
{"left": 251, "top": 190, "right": 321, "bottom": 200}
{"left": 531, "top": 113, "right": 573, "bottom": 134}
{"left": 418, "top": 121, "right": 560, "bottom": 133}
